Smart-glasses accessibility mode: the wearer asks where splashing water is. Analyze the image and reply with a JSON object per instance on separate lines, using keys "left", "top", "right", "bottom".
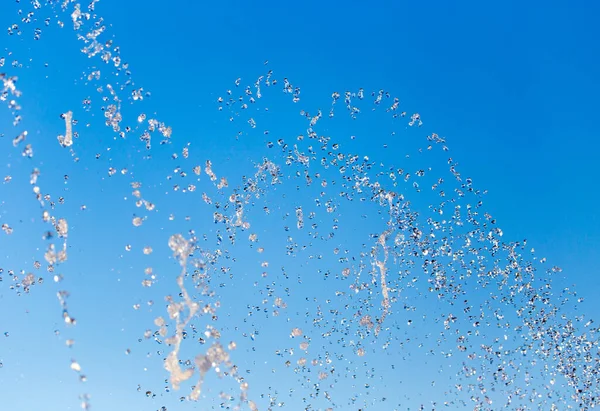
{"left": 0, "top": 2, "right": 599, "bottom": 411}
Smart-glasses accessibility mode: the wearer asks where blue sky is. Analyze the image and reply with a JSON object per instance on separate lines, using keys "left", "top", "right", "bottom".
{"left": 1, "top": 0, "right": 600, "bottom": 410}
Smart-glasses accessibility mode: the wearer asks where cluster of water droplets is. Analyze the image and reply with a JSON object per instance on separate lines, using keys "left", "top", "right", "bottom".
{"left": 1, "top": 1, "right": 599, "bottom": 410}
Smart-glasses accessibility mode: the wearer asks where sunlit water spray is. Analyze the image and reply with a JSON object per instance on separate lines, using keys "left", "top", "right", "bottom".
{"left": 0, "top": 1, "right": 598, "bottom": 410}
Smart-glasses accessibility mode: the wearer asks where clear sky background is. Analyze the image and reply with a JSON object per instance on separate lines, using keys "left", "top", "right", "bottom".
{"left": 1, "top": 1, "right": 600, "bottom": 410}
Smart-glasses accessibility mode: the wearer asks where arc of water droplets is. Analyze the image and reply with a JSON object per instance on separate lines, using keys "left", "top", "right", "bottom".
{"left": 4, "top": 0, "right": 600, "bottom": 409}
{"left": 223, "top": 76, "right": 600, "bottom": 408}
